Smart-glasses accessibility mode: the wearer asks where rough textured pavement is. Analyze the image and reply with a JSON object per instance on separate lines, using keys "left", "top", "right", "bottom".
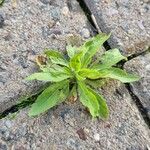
{"left": 0, "top": 82, "right": 150, "bottom": 150}
{"left": 0, "top": 0, "right": 91, "bottom": 112}
{"left": 124, "top": 53, "right": 150, "bottom": 118}
{"left": 0, "top": 0, "right": 150, "bottom": 149}
{"left": 84, "top": 0, "right": 150, "bottom": 56}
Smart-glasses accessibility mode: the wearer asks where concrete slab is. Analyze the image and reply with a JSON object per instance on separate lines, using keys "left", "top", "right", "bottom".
{"left": 84, "top": 0, "right": 150, "bottom": 56}
{"left": 0, "top": 82, "right": 149, "bottom": 150}
{"left": 0, "top": 0, "right": 92, "bottom": 112}
{"left": 124, "top": 53, "right": 150, "bottom": 118}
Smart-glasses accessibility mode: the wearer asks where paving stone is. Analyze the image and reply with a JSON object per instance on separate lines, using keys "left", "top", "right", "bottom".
{"left": 0, "top": 0, "right": 92, "bottom": 113}
{"left": 84, "top": 0, "right": 150, "bottom": 56}
{"left": 124, "top": 53, "right": 150, "bottom": 118}
{"left": 0, "top": 82, "right": 149, "bottom": 150}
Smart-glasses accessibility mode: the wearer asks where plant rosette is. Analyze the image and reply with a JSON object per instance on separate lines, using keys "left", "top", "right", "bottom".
{"left": 26, "top": 33, "right": 140, "bottom": 119}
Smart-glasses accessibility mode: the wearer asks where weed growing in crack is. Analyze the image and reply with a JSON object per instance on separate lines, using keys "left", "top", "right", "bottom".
{"left": 26, "top": 33, "right": 140, "bottom": 119}
{"left": 0, "top": 0, "right": 5, "bottom": 6}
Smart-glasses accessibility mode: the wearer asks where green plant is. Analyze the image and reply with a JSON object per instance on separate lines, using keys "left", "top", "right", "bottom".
{"left": 0, "top": 0, "right": 5, "bottom": 6}
{"left": 26, "top": 33, "right": 140, "bottom": 119}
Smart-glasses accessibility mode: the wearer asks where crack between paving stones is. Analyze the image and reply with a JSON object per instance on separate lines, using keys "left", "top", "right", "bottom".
{"left": 0, "top": 85, "right": 48, "bottom": 119}
{"left": 1, "top": 0, "right": 149, "bottom": 123}
{"left": 0, "top": 94, "right": 36, "bottom": 119}
{"left": 125, "top": 84, "right": 150, "bottom": 128}
{"left": 77, "top": 0, "right": 150, "bottom": 56}
{"left": 76, "top": 0, "right": 111, "bottom": 50}
{"left": 76, "top": 0, "right": 150, "bottom": 127}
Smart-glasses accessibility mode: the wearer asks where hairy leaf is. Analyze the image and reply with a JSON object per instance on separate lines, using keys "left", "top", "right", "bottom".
{"left": 92, "top": 49, "right": 127, "bottom": 70}
{"left": 81, "top": 33, "right": 110, "bottom": 67}
{"left": 99, "top": 67, "right": 140, "bottom": 83}
{"left": 66, "top": 45, "right": 76, "bottom": 58}
{"left": 25, "top": 72, "right": 71, "bottom": 82}
{"left": 78, "top": 81, "right": 99, "bottom": 117}
{"left": 85, "top": 79, "right": 108, "bottom": 89}
{"left": 45, "top": 49, "right": 68, "bottom": 67}
{"left": 29, "top": 80, "right": 69, "bottom": 116}
{"left": 78, "top": 68, "right": 102, "bottom": 79}
{"left": 70, "top": 51, "right": 83, "bottom": 72}
{"left": 88, "top": 88, "right": 109, "bottom": 119}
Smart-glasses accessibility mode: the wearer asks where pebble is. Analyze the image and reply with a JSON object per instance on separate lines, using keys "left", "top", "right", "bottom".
{"left": 81, "top": 28, "right": 90, "bottom": 38}
{"left": 51, "top": 8, "right": 61, "bottom": 20}
{"left": 62, "top": 6, "right": 70, "bottom": 16}
{"left": 0, "top": 14, "right": 4, "bottom": 28}
{"left": 94, "top": 133, "right": 100, "bottom": 141}
{"left": 0, "top": 142, "right": 7, "bottom": 150}
{"left": 66, "top": 138, "right": 79, "bottom": 150}
{"left": 17, "top": 56, "right": 28, "bottom": 69}
{"left": 5, "top": 120, "right": 12, "bottom": 128}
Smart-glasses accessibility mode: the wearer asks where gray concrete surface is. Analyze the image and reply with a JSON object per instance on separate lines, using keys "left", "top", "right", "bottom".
{"left": 0, "top": 82, "right": 150, "bottom": 150}
{"left": 124, "top": 53, "right": 150, "bottom": 118}
{"left": 0, "top": 0, "right": 150, "bottom": 149}
{"left": 0, "top": 0, "right": 92, "bottom": 112}
{"left": 84, "top": 0, "right": 150, "bottom": 56}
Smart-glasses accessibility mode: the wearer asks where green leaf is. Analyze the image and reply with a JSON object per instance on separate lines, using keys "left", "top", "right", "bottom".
{"left": 66, "top": 45, "right": 76, "bottom": 58}
{"left": 88, "top": 88, "right": 109, "bottom": 119}
{"left": 81, "top": 33, "right": 110, "bottom": 67}
{"left": 85, "top": 79, "right": 108, "bottom": 89}
{"left": 29, "top": 80, "right": 69, "bottom": 116}
{"left": 92, "top": 49, "right": 127, "bottom": 70}
{"left": 78, "top": 81, "right": 99, "bottom": 117}
{"left": 25, "top": 72, "right": 71, "bottom": 82}
{"left": 98, "top": 67, "right": 140, "bottom": 83}
{"left": 45, "top": 49, "right": 63, "bottom": 58}
{"left": 70, "top": 51, "right": 83, "bottom": 72}
{"left": 78, "top": 68, "right": 102, "bottom": 79}
{"left": 0, "top": 0, "right": 4, "bottom": 5}
{"left": 45, "top": 49, "right": 68, "bottom": 67}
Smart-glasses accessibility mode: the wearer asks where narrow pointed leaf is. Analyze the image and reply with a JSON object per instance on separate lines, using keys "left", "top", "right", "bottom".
{"left": 78, "top": 68, "right": 102, "bottom": 79}
{"left": 70, "top": 51, "right": 83, "bottom": 72}
{"left": 78, "top": 81, "right": 99, "bottom": 117}
{"left": 88, "top": 88, "right": 109, "bottom": 119}
{"left": 92, "top": 49, "right": 127, "bottom": 70}
{"left": 81, "top": 33, "right": 110, "bottom": 67}
{"left": 66, "top": 45, "right": 76, "bottom": 58}
{"left": 25, "top": 72, "right": 71, "bottom": 82}
{"left": 45, "top": 49, "right": 63, "bottom": 58}
{"left": 29, "top": 80, "right": 69, "bottom": 116}
{"left": 85, "top": 79, "right": 108, "bottom": 89}
{"left": 99, "top": 67, "right": 140, "bottom": 83}
{"left": 45, "top": 49, "right": 68, "bottom": 67}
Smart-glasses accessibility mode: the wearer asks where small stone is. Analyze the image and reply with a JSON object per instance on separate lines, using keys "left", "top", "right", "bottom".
{"left": 49, "top": 127, "right": 53, "bottom": 132}
{"left": 17, "top": 56, "right": 28, "bottom": 69}
{"left": 62, "top": 6, "right": 70, "bottom": 16}
{"left": 84, "top": 128, "right": 90, "bottom": 134}
{"left": 81, "top": 28, "right": 90, "bottom": 38}
{"left": 127, "top": 29, "right": 134, "bottom": 34}
{"left": 0, "top": 142, "right": 7, "bottom": 150}
{"left": 137, "top": 20, "right": 145, "bottom": 30}
{"left": 66, "top": 138, "right": 79, "bottom": 150}
{"left": 76, "top": 128, "right": 87, "bottom": 140}
{"left": 94, "top": 133, "right": 100, "bottom": 141}
{"left": 5, "top": 120, "right": 12, "bottom": 128}
{"left": 51, "top": 8, "right": 61, "bottom": 20}
{"left": 0, "top": 14, "right": 4, "bottom": 28}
